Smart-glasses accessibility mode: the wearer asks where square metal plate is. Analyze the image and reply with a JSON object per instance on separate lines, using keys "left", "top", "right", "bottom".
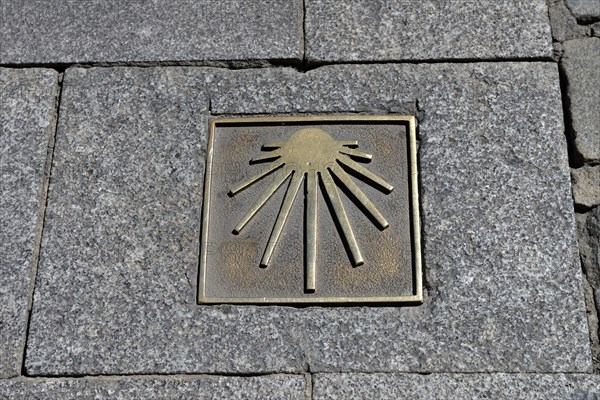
{"left": 198, "top": 115, "right": 421, "bottom": 304}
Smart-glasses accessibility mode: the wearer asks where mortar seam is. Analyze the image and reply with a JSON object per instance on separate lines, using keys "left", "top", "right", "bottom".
{"left": 0, "top": 56, "right": 557, "bottom": 74}
{"left": 19, "top": 71, "right": 63, "bottom": 376}
{"left": 11, "top": 371, "right": 600, "bottom": 380}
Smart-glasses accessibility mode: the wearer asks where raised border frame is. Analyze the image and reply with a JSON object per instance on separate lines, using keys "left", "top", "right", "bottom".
{"left": 197, "top": 115, "right": 422, "bottom": 305}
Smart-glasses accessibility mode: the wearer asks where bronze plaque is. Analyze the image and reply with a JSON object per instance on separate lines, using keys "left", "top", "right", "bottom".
{"left": 198, "top": 116, "right": 421, "bottom": 304}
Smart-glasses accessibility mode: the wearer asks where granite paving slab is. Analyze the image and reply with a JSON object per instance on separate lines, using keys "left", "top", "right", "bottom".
{"left": 561, "top": 38, "right": 600, "bottom": 162}
{"left": 211, "top": 62, "right": 591, "bottom": 373}
{"left": 305, "top": 0, "right": 553, "bottom": 62}
{"left": 0, "top": 375, "right": 306, "bottom": 399}
{"left": 26, "top": 63, "right": 592, "bottom": 375}
{"left": 0, "top": 0, "right": 302, "bottom": 65}
{"left": 23, "top": 67, "right": 307, "bottom": 375}
{"left": 0, "top": 68, "right": 58, "bottom": 378}
{"left": 313, "top": 373, "right": 600, "bottom": 399}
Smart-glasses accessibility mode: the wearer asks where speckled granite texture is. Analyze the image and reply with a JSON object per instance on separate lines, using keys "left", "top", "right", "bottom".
{"left": 0, "top": 375, "right": 307, "bottom": 399}
{"left": 572, "top": 165, "right": 600, "bottom": 208}
{"left": 24, "top": 63, "right": 591, "bottom": 376}
{"left": 565, "top": 0, "right": 600, "bottom": 22}
{"left": 305, "top": 0, "right": 553, "bottom": 62}
{"left": 578, "top": 208, "right": 600, "bottom": 288}
{"left": 561, "top": 38, "right": 600, "bottom": 162}
{"left": 0, "top": 0, "right": 303, "bottom": 64}
{"left": 549, "top": 0, "right": 590, "bottom": 42}
{"left": 313, "top": 373, "right": 600, "bottom": 399}
{"left": 0, "top": 0, "right": 597, "bottom": 396}
{"left": 0, "top": 68, "right": 58, "bottom": 378}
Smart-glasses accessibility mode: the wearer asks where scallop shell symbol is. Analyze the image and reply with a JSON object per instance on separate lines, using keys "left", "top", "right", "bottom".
{"left": 229, "top": 128, "right": 393, "bottom": 292}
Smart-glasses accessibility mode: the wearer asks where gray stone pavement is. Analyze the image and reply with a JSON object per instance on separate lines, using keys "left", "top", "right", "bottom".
{"left": 0, "top": 0, "right": 556, "bottom": 65}
{"left": 0, "top": 375, "right": 308, "bottom": 399}
{"left": 0, "top": 2, "right": 591, "bottom": 64}
{"left": 305, "top": 0, "right": 553, "bottom": 62}
{"left": 313, "top": 373, "right": 600, "bottom": 399}
{"left": 24, "top": 63, "right": 591, "bottom": 376}
{"left": 1, "top": 0, "right": 599, "bottom": 398}
{"left": 0, "top": 0, "right": 303, "bottom": 64}
{"left": 0, "top": 68, "right": 58, "bottom": 378}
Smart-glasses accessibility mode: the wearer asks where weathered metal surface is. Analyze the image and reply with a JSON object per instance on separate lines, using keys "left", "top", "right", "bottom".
{"left": 198, "top": 116, "right": 421, "bottom": 304}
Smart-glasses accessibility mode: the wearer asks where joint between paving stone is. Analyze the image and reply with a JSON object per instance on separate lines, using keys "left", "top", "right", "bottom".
{"left": 557, "top": 63, "right": 584, "bottom": 167}
{"left": 304, "top": 373, "right": 313, "bottom": 400}
{"left": 302, "top": 1, "right": 306, "bottom": 65}
{"left": 0, "top": 59, "right": 306, "bottom": 73}
{"left": 21, "top": 371, "right": 307, "bottom": 380}
{"left": 0, "top": 57, "right": 565, "bottom": 78}
{"left": 18, "top": 71, "right": 63, "bottom": 377}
